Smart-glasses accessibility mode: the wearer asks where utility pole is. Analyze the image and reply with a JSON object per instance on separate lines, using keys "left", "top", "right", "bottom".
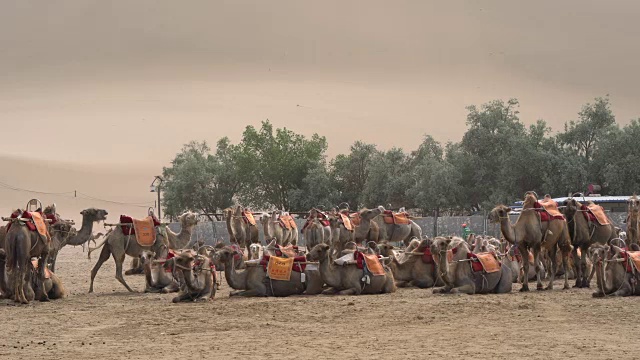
{"left": 150, "top": 176, "right": 164, "bottom": 220}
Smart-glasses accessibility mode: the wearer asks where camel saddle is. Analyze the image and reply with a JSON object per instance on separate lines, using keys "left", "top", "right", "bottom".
{"left": 230, "top": 243, "right": 245, "bottom": 261}
{"left": 382, "top": 210, "right": 411, "bottom": 225}
{"left": 625, "top": 251, "right": 640, "bottom": 273}
{"left": 301, "top": 210, "right": 330, "bottom": 232}
{"left": 509, "top": 247, "right": 534, "bottom": 264}
{"left": 31, "top": 259, "right": 52, "bottom": 279}
{"left": 349, "top": 212, "right": 362, "bottom": 226}
{"left": 339, "top": 213, "right": 354, "bottom": 231}
{"left": 119, "top": 215, "right": 158, "bottom": 246}
{"left": 535, "top": 199, "right": 565, "bottom": 222}
{"left": 274, "top": 244, "right": 298, "bottom": 258}
{"left": 260, "top": 254, "right": 307, "bottom": 276}
{"left": 421, "top": 248, "right": 434, "bottom": 264}
{"left": 469, "top": 252, "right": 501, "bottom": 273}
{"left": 278, "top": 214, "right": 297, "bottom": 230}
{"left": 583, "top": 203, "right": 610, "bottom": 225}
{"left": 355, "top": 251, "right": 385, "bottom": 276}
{"left": 7, "top": 211, "right": 51, "bottom": 242}
{"left": 243, "top": 211, "right": 257, "bottom": 226}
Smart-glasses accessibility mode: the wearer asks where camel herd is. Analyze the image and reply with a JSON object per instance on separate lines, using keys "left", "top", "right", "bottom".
{"left": 0, "top": 193, "right": 639, "bottom": 304}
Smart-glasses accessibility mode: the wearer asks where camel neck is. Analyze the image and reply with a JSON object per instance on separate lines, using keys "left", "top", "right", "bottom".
{"left": 224, "top": 257, "right": 246, "bottom": 290}
{"left": 499, "top": 218, "right": 515, "bottom": 244}
{"left": 67, "top": 216, "right": 94, "bottom": 246}
{"left": 319, "top": 253, "right": 341, "bottom": 288}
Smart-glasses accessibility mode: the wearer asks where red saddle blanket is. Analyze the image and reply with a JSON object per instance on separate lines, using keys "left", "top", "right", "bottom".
{"left": 260, "top": 254, "right": 307, "bottom": 273}
{"left": 382, "top": 210, "right": 410, "bottom": 225}
{"left": 7, "top": 211, "right": 50, "bottom": 240}
{"left": 534, "top": 200, "right": 565, "bottom": 222}
{"left": 583, "top": 204, "right": 609, "bottom": 225}
{"left": 421, "top": 248, "right": 434, "bottom": 264}
{"left": 302, "top": 211, "right": 330, "bottom": 231}
{"left": 469, "top": 252, "right": 501, "bottom": 273}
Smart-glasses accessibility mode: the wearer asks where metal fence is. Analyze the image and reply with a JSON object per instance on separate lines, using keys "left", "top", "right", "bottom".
{"left": 171, "top": 212, "right": 629, "bottom": 247}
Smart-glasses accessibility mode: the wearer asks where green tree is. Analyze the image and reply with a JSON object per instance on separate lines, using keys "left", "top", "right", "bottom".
{"left": 595, "top": 119, "right": 640, "bottom": 194}
{"left": 361, "top": 148, "right": 410, "bottom": 208}
{"left": 162, "top": 139, "right": 240, "bottom": 220}
{"left": 330, "top": 141, "right": 378, "bottom": 209}
{"left": 235, "top": 120, "right": 327, "bottom": 210}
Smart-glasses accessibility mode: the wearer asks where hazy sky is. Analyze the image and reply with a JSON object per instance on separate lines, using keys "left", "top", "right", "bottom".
{"left": 1, "top": 1, "right": 639, "bottom": 220}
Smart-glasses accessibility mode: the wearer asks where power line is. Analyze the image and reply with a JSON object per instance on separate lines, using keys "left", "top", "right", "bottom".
{"left": 0, "top": 179, "right": 155, "bottom": 208}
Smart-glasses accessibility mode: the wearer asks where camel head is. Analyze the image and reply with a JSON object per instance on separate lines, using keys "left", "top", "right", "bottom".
{"left": 488, "top": 205, "right": 511, "bottom": 224}
{"left": 358, "top": 208, "right": 379, "bottom": 221}
{"left": 430, "top": 236, "right": 469, "bottom": 286}
{"left": 179, "top": 212, "right": 199, "bottom": 227}
{"left": 140, "top": 250, "right": 156, "bottom": 265}
{"left": 259, "top": 213, "right": 270, "bottom": 225}
{"left": 562, "top": 198, "right": 580, "bottom": 218}
{"left": 214, "top": 246, "right": 240, "bottom": 264}
{"left": 522, "top": 192, "right": 538, "bottom": 208}
{"left": 50, "top": 220, "right": 74, "bottom": 239}
{"left": 80, "top": 208, "right": 109, "bottom": 222}
{"left": 233, "top": 205, "right": 243, "bottom": 217}
{"left": 307, "top": 243, "right": 331, "bottom": 262}
{"left": 249, "top": 243, "right": 262, "bottom": 260}
{"left": 376, "top": 241, "right": 394, "bottom": 257}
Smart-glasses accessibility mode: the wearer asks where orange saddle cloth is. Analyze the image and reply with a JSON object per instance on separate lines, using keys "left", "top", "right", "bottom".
{"left": 383, "top": 212, "right": 410, "bottom": 225}
{"left": 539, "top": 199, "right": 563, "bottom": 217}
{"left": 243, "top": 211, "right": 256, "bottom": 226}
{"left": 362, "top": 253, "right": 385, "bottom": 276}
{"left": 28, "top": 212, "right": 51, "bottom": 241}
{"left": 133, "top": 217, "right": 156, "bottom": 246}
{"left": 627, "top": 251, "right": 640, "bottom": 272}
{"left": 587, "top": 204, "right": 610, "bottom": 225}
{"left": 339, "top": 213, "right": 354, "bottom": 231}
{"left": 267, "top": 256, "right": 294, "bottom": 281}
{"left": 349, "top": 212, "right": 361, "bottom": 226}
{"left": 279, "top": 214, "right": 297, "bottom": 230}
{"left": 277, "top": 244, "right": 298, "bottom": 258}
{"left": 473, "top": 253, "right": 501, "bottom": 273}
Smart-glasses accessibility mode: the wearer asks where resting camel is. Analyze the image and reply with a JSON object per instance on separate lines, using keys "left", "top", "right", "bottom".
{"left": 307, "top": 243, "right": 396, "bottom": 295}
{"left": 0, "top": 249, "right": 35, "bottom": 301}
{"left": 139, "top": 250, "right": 179, "bottom": 293}
{"left": 562, "top": 197, "right": 617, "bottom": 288}
{"left": 591, "top": 244, "right": 640, "bottom": 297}
{"left": 356, "top": 206, "right": 421, "bottom": 246}
{"left": 170, "top": 251, "right": 216, "bottom": 302}
{"left": 89, "top": 218, "right": 168, "bottom": 293}
{"left": 488, "top": 194, "right": 571, "bottom": 291}
{"left": 377, "top": 239, "right": 440, "bottom": 288}
{"left": 431, "top": 237, "right": 512, "bottom": 295}
{"left": 124, "top": 211, "right": 199, "bottom": 276}
{"left": 213, "top": 246, "right": 323, "bottom": 296}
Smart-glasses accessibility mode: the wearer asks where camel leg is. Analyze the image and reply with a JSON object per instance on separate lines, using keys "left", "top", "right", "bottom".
{"left": 337, "top": 287, "right": 361, "bottom": 296}
{"left": 519, "top": 244, "right": 530, "bottom": 292}
{"left": 172, "top": 292, "right": 196, "bottom": 303}
{"left": 161, "top": 282, "right": 179, "bottom": 293}
{"left": 496, "top": 266, "right": 514, "bottom": 294}
{"left": 533, "top": 248, "right": 544, "bottom": 290}
{"left": 230, "top": 289, "right": 266, "bottom": 297}
{"left": 580, "top": 249, "right": 589, "bottom": 288}
{"left": 411, "top": 278, "right": 435, "bottom": 289}
{"left": 572, "top": 248, "right": 582, "bottom": 288}
{"left": 450, "top": 283, "right": 475, "bottom": 295}
{"left": 15, "top": 266, "right": 27, "bottom": 304}
{"left": 37, "top": 256, "right": 50, "bottom": 301}
{"left": 112, "top": 252, "right": 134, "bottom": 292}
{"left": 395, "top": 280, "right": 410, "bottom": 288}
{"left": 562, "top": 251, "right": 570, "bottom": 290}
{"left": 89, "top": 245, "right": 112, "bottom": 293}
{"left": 545, "top": 246, "right": 558, "bottom": 290}
{"left": 321, "top": 287, "right": 338, "bottom": 295}
{"left": 433, "top": 285, "right": 452, "bottom": 294}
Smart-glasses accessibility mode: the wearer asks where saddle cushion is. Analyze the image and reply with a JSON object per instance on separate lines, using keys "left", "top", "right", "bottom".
{"left": 382, "top": 211, "right": 411, "bottom": 225}
{"left": 421, "top": 248, "right": 434, "bottom": 264}
{"left": 349, "top": 212, "right": 362, "bottom": 226}
{"left": 626, "top": 251, "right": 640, "bottom": 273}
{"left": 469, "top": 252, "right": 501, "bottom": 273}
{"left": 120, "top": 214, "right": 161, "bottom": 236}
{"left": 274, "top": 244, "right": 298, "bottom": 258}
{"left": 584, "top": 204, "right": 610, "bottom": 225}
{"left": 355, "top": 251, "right": 385, "bottom": 276}
{"left": 339, "top": 213, "right": 354, "bottom": 231}
{"left": 278, "top": 214, "right": 297, "bottom": 230}
{"left": 243, "top": 211, "right": 256, "bottom": 226}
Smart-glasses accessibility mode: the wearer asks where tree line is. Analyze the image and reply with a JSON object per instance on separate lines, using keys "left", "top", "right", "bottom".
{"left": 161, "top": 96, "right": 640, "bottom": 218}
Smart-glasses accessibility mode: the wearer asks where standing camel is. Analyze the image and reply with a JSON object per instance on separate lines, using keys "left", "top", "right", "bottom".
{"left": 328, "top": 212, "right": 354, "bottom": 256}
{"left": 260, "top": 211, "right": 297, "bottom": 246}
{"left": 303, "top": 216, "right": 326, "bottom": 250}
{"left": 46, "top": 208, "right": 108, "bottom": 272}
{"left": 356, "top": 206, "right": 421, "bottom": 246}
{"left": 488, "top": 193, "right": 571, "bottom": 291}
{"left": 89, "top": 217, "right": 168, "bottom": 293}
{"left": 225, "top": 206, "right": 259, "bottom": 255}
{"left": 627, "top": 195, "right": 640, "bottom": 247}
{"left": 562, "top": 197, "right": 617, "bottom": 288}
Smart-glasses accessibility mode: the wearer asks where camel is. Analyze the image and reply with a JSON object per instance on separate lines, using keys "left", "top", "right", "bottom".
{"left": 307, "top": 243, "right": 396, "bottom": 295}
{"left": 562, "top": 197, "right": 617, "bottom": 288}
{"left": 591, "top": 245, "right": 640, "bottom": 297}
{"left": 4, "top": 215, "right": 53, "bottom": 303}
{"left": 225, "top": 206, "right": 259, "bottom": 254}
{"left": 502, "top": 245, "right": 539, "bottom": 283}
{"left": 89, "top": 217, "right": 169, "bottom": 293}
{"left": 124, "top": 211, "right": 199, "bottom": 275}
{"left": 328, "top": 213, "right": 354, "bottom": 257}
{"left": 248, "top": 243, "right": 262, "bottom": 260}
{"left": 488, "top": 195, "right": 571, "bottom": 291}
{"left": 170, "top": 251, "right": 216, "bottom": 302}
{"left": 139, "top": 250, "right": 179, "bottom": 293}
{"left": 303, "top": 208, "right": 332, "bottom": 245}
{"left": 627, "top": 195, "right": 640, "bottom": 247}
{"left": 213, "top": 246, "right": 323, "bottom": 296}
{"left": 0, "top": 249, "right": 35, "bottom": 301}
{"left": 259, "top": 211, "right": 298, "bottom": 246}
{"left": 431, "top": 237, "right": 512, "bottom": 295}
{"left": 46, "top": 208, "right": 108, "bottom": 272}
{"left": 377, "top": 239, "right": 440, "bottom": 288}
{"left": 303, "top": 216, "right": 327, "bottom": 251}
{"left": 356, "top": 206, "right": 421, "bottom": 246}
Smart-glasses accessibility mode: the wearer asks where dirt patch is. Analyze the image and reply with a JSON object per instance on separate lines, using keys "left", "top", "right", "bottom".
{"left": 0, "top": 246, "right": 637, "bottom": 359}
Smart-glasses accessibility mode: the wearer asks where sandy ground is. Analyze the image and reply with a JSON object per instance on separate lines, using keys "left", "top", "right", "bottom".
{"left": 0, "top": 246, "right": 637, "bottom": 360}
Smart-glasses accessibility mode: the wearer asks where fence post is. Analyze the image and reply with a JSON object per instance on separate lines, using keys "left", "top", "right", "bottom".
{"left": 433, "top": 209, "right": 438, "bottom": 237}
